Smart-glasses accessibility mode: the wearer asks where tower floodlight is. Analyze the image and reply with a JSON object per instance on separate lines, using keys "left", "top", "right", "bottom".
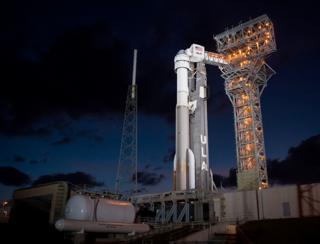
{"left": 214, "top": 15, "right": 276, "bottom": 190}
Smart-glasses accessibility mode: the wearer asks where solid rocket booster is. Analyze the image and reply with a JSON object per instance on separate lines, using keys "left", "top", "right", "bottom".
{"left": 174, "top": 51, "right": 195, "bottom": 191}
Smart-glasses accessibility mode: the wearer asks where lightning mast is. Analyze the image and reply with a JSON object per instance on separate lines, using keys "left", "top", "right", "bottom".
{"left": 115, "top": 49, "right": 138, "bottom": 197}
{"left": 214, "top": 15, "right": 276, "bottom": 190}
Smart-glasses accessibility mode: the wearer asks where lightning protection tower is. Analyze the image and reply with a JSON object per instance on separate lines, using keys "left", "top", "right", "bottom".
{"left": 214, "top": 15, "right": 276, "bottom": 190}
{"left": 115, "top": 49, "right": 138, "bottom": 197}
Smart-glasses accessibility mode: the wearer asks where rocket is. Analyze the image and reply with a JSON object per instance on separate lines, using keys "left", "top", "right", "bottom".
{"left": 173, "top": 44, "right": 227, "bottom": 192}
{"left": 173, "top": 50, "right": 196, "bottom": 191}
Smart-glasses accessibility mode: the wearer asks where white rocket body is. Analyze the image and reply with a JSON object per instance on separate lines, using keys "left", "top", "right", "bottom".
{"left": 173, "top": 44, "right": 224, "bottom": 192}
{"left": 174, "top": 51, "right": 192, "bottom": 190}
{"left": 174, "top": 46, "right": 205, "bottom": 191}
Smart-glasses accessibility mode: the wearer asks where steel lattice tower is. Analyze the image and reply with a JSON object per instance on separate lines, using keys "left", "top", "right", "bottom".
{"left": 214, "top": 15, "right": 276, "bottom": 190}
{"left": 115, "top": 50, "right": 138, "bottom": 197}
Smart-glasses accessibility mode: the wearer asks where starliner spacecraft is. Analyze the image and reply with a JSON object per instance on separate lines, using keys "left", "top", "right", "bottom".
{"left": 173, "top": 44, "right": 227, "bottom": 192}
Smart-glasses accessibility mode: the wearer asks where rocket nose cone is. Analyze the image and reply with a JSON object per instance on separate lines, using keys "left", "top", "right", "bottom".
{"left": 55, "top": 219, "right": 65, "bottom": 231}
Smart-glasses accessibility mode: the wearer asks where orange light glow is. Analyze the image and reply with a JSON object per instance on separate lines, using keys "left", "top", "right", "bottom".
{"left": 244, "top": 131, "right": 253, "bottom": 141}
{"left": 241, "top": 94, "right": 249, "bottom": 101}
{"left": 243, "top": 107, "right": 251, "bottom": 116}
{"left": 245, "top": 144, "right": 253, "bottom": 151}
{"left": 244, "top": 117, "right": 252, "bottom": 126}
{"left": 245, "top": 157, "right": 255, "bottom": 169}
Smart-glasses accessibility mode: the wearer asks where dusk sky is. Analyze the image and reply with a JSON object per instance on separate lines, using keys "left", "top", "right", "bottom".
{"left": 1, "top": 0, "right": 319, "bottom": 199}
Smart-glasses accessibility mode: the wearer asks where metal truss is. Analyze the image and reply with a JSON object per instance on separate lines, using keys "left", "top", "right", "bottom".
{"left": 115, "top": 84, "right": 138, "bottom": 197}
{"left": 132, "top": 190, "right": 220, "bottom": 224}
{"left": 214, "top": 15, "right": 276, "bottom": 190}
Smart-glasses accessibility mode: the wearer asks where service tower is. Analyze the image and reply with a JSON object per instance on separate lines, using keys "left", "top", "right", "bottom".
{"left": 214, "top": 15, "right": 276, "bottom": 190}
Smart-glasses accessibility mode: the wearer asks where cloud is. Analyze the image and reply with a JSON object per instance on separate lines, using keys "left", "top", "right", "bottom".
{"left": 268, "top": 134, "right": 320, "bottom": 185}
{"left": 29, "top": 160, "right": 41, "bottom": 164}
{"left": 213, "top": 168, "right": 237, "bottom": 188}
{"left": 52, "top": 136, "right": 72, "bottom": 146}
{"left": 216, "top": 134, "right": 320, "bottom": 187}
{"left": 11, "top": 153, "right": 48, "bottom": 164}
{"left": 153, "top": 166, "right": 162, "bottom": 171}
{"left": 51, "top": 128, "right": 105, "bottom": 146}
{"left": 75, "top": 129, "right": 105, "bottom": 143}
{"left": 0, "top": 166, "right": 31, "bottom": 186}
{"left": 92, "top": 135, "right": 104, "bottom": 143}
{"left": 33, "top": 171, "right": 104, "bottom": 188}
{"left": 135, "top": 170, "right": 165, "bottom": 186}
{"left": 1, "top": 1, "right": 262, "bottom": 136}
{"left": 163, "top": 148, "right": 175, "bottom": 164}
{"left": 13, "top": 155, "right": 26, "bottom": 163}
{"left": 27, "top": 152, "right": 48, "bottom": 164}
{"left": 0, "top": 23, "right": 130, "bottom": 136}
{"left": 0, "top": 111, "right": 71, "bottom": 138}
{"left": 144, "top": 164, "right": 151, "bottom": 169}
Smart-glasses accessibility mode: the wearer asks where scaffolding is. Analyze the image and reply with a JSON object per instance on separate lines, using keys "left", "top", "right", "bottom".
{"left": 214, "top": 15, "right": 276, "bottom": 190}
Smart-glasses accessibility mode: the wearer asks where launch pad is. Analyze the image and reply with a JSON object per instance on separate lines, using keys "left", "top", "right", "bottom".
{"left": 132, "top": 14, "right": 277, "bottom": 226}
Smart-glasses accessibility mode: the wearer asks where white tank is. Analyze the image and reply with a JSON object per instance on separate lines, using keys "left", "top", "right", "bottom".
{"left": 96, "top": 199, "right": 135, "bottom": 223}
{"left": 65, "top": 195, "right": 94, "bottom": 221}
{"left": 65, "top": 195, "right": 135, "bottom": 223}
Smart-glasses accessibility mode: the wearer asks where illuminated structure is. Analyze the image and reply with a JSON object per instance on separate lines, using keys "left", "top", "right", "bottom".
{"left": 132, "top": 15, "right": 277, "bottom": 225}
{"left": 214, "top": 15, "right": 276, "bottom": 190}
{"left": 115, "top": 49, "right": 138, "bottom": 196}
{"left": 172, "top": 15, "right": 276, "bottom": 192}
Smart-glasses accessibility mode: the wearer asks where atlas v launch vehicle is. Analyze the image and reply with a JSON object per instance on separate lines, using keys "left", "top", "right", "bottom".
{"left": 173, "top": 44, "right": 227, "bottom": 192}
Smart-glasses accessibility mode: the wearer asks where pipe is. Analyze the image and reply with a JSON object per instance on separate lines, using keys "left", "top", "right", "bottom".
{"left": 55, "top": 219, "right": 150, "bottom": 233}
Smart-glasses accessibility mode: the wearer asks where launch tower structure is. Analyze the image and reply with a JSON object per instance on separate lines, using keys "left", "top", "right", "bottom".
{"left": 132, "top": 14, "right": 276, "bottom": 225}
{"left": 173, "top": 15, "right": 276, "bottom": 192}
{"left": 115, "top": 49, "right": 138, "bottom": 197}
{"left": 214, "top": 15, "right": 276, "bottom": 190}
